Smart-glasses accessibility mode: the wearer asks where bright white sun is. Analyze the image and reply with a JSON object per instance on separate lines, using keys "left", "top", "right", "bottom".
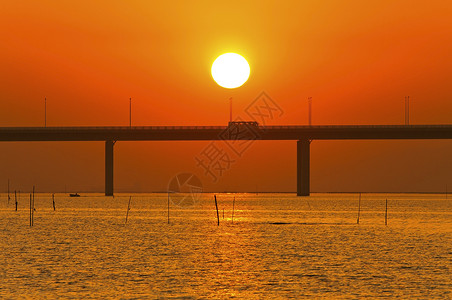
{"left": 211, "top": 53, "right": 250, "bottom": 89}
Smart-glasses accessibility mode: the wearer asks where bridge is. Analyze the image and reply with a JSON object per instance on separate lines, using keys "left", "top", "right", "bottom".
{"left": 1, "top": 124, "right": 452, "bottom": 196}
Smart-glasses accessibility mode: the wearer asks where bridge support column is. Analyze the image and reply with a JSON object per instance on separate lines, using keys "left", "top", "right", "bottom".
{"left": 297, "top": 139, "right": 310, "bottom": 196}
{"left": 105, "top": 140, "right": 115, "bottom": 196}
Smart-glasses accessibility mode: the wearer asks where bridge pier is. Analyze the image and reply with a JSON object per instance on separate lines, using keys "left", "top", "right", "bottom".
{"left": 105, "top": 140, "right": 115, "bottom": 196}
{"left": 297, "top": 139, "right": 310, "bottom": 196}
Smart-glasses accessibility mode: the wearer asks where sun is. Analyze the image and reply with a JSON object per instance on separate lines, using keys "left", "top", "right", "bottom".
{"left": 211, "top": 53, "right": 250, "bottom": 89}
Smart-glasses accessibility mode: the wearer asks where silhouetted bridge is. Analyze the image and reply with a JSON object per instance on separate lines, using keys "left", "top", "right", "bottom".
{"left": 1, "top": 125, "right": 452, "bottom": 196}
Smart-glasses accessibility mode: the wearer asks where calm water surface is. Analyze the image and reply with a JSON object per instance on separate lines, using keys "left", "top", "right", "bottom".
{"left": 0, "top": 193, "right": 450, "bottom": 299}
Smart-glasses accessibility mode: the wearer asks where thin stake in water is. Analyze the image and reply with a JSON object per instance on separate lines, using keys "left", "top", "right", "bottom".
{"left": 357, "top": 192, "right": 361, "bottom": 224}
{"left": 32, "top": 186, "right": 35, "bottom": 226}
{"left": 7, "top": 179, "right": 10, "bottom": 204}
{"left": 52, "top": 193, "right": 55, "bottom": 211}
{"left": 29, "top": 194, "right": 32, "bottom": 227}
{"left": 15, "top": 190, "right": 18, "bottom": 211}
{"left": 385, "top": 198, "right": 388, "bottom": 226}
{"left": 214, "top": 195, "right": 219, "bottom": 226}
{"left": 231, "top": 196, "right": 235, "bottom": 224}
{"left": 125, "top": 196, "right": 131, "bottom": 224}
{"left": 167, "top": 193, "right": 170, "bottom": 224}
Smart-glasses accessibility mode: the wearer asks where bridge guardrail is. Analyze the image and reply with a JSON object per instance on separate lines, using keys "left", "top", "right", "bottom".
{"left": 1, "top": 124, "right": 452, "bottom": 131}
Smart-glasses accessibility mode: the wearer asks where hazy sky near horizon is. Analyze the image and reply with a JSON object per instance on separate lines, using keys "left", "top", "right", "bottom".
{"left": 1, "top": 1, "right": 451, "bottom": 193}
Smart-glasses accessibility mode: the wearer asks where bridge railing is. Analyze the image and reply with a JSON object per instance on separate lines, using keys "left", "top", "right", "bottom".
{"left": 1, "top": 124, "right": 452, "bottom": 131}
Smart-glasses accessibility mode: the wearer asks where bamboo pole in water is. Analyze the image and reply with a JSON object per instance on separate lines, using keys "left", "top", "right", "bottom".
{"left": 125, "top": 196, "right": 131, "bottom": 224}
{"left": 357, "top": 192, "right": 361, "bottom": 224}
{"left": 52, "top": 193, "right": 55, "bottom": 211}
{"left": 385, "top": 198, "right": 388, "bottom": 226}
{"left": 214, "top": 195, "right": 219, "bottom": 226}
{"left": 29, "top": 194, "right": 32, "bottom": 227}
{"left": 231, "top": 196, "right": 235, "bottom": 224}
{"left": 7, "top": 179, "right": 10, "bottom": 204}
{"left": 32, "top": 186, "right": 35, "bottom": 226}
{"left": 15, "top": 190, "right": 18, "bottom": 211}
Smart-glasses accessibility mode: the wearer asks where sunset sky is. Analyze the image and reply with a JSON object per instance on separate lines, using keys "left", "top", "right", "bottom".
{"left": 1, "top": 1, "right": 451, "bottom": 193}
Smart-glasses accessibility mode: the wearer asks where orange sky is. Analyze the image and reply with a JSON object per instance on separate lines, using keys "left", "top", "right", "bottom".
{"left": 1, "top": 1, "right": 452, "bottom": 193}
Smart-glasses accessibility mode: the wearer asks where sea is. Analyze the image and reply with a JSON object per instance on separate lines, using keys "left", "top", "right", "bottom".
{"left": 0, "top": 193, "right": 450, "bottom": 299}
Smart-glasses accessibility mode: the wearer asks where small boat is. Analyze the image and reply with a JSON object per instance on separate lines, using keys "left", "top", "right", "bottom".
{"left": 69, "top": 193, "right": 80, "bottom": 197}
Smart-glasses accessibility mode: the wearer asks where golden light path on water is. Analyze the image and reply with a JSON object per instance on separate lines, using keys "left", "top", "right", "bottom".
{"left": 0, "top": 193, "right": 450, "bottom": 298}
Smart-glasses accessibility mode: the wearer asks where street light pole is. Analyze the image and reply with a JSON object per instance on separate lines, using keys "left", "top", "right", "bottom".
{"left": 229, "top": 97, "right": 232, "bottom": 122}
{"left": 407, "top": 95, "right": 410, "bottom": 125}
{"left": 308, "top": 97, "right": 312, "bottom": 126}
{"left": 405, "top": 96, "right": 410, "bottom": 125}
{"left": 44, "top": 97, "right": 47, "bottom": 127}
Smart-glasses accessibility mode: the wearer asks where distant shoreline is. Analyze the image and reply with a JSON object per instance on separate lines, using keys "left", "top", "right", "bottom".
{"left": 6, "top": 191, "right": 447, "bottom": 195}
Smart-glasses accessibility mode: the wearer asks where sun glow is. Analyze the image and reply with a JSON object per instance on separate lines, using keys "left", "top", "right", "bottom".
{"left": 211, "top": 53, "right": 250, "bottom": 89}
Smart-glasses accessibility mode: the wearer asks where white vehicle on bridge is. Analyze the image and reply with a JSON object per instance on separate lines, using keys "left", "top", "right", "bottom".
{"left": 227, "top": 121, "right": 259, "bottom": 128}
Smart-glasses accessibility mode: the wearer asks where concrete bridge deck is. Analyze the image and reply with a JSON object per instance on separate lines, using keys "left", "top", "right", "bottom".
{"left": 1, "top": 125, "right": 452, "bottom": 196}
{"left": 1, "top": 124, "right": 452, "bottom": 141}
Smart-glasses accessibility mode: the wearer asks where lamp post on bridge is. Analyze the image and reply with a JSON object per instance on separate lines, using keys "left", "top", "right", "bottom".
{"left": 229, "top": 97, "right": 232, "bottom": 122}
{"left": 405, "top": 96, "right": 410, "bottom": 125}
{"left": 308, "top": 97, "right": 312, "bottom": 126}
